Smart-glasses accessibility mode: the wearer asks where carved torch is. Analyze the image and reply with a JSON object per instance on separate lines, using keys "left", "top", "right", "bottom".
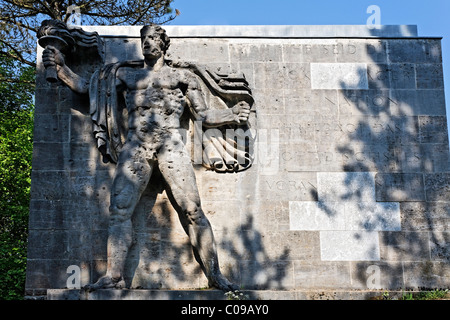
{"left": 37, "top": 20, "right": 75, "bottom": 83}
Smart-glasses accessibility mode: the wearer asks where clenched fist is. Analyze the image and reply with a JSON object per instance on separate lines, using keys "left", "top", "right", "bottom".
{"left": 42, "top": 46, "right": 65, "bottom": 69}
{"left": 231, "top": 101, "right": 251, "bottom": 124}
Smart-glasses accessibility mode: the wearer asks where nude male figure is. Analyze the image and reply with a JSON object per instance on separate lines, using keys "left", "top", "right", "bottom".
{"left": 43, "top": 25, "right": 250, "bottom": 291}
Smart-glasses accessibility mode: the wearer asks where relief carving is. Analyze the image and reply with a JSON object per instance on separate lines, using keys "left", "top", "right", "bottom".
{"left": 39, "top": 21, "right": 255, "bottom": 291}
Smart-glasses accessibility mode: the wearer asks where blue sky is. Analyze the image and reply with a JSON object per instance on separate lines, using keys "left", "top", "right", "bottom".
{"left": 170, "top": 0, "right": 450, "bottom": 143}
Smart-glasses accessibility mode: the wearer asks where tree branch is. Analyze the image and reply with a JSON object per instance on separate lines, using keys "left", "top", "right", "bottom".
{"left": 0, "top": 40, "right": 36, "bottom": 68}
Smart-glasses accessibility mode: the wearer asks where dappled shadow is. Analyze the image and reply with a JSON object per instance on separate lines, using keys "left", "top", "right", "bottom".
{"left": 220, "top": 216, "right": 290, "bottom": 290}
{"left": 27, "top": 24, "right": 449, "bottom": 298}
{"left": 336, "top": 26, "right": 449, "bottom": 290}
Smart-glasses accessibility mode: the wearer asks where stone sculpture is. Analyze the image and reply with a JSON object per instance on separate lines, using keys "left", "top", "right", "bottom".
{"left": 40, "top": 21, "right": 255, "bottom": 292}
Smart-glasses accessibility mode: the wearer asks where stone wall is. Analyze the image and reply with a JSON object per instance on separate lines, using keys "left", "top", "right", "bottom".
{"left": 26, "top": 25, "right": 449, "bottom": 297}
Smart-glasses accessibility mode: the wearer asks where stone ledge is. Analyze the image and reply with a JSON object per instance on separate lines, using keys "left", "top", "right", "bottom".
{"left": 82, "top": 25, "right": 420, "bottom": 39}
{"left": 45, "top": 289, "right": 408, "bottom": 300}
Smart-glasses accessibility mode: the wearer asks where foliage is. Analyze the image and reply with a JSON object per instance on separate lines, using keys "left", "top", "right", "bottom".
{"left": 0, "top": 51, "right": 35, "bottom": 300}
{"left": 0, "top": 0, "right": 178, "bottom": 67}
{"left": 401, "top": 289, "right": 449, "bottom": 300}
{"left": 0, "top": 0, "right": 178, "bottom": 300}
{"left": 225, "top": 290, "right": 249, "bottom": 300}
{"left": 376, "top": 289, "right": 450, "bottom": 300}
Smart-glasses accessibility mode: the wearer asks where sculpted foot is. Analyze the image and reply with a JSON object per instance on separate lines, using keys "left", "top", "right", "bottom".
{"left": 84, "top": 275, "right": 125, "bottom": 291}
{"left": 209, "top": 273, "right": 239, "bottom": 292}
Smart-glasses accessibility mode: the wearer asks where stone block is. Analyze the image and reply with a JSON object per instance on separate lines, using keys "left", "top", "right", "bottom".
{"left": 388, "top": 63, "right": 416, "bottom": 89}
{"left": 430, "top": 232, "right": 450, "bottom": 261}
{"left": 390, "top": 89, "right": 446, "bottom": 116}
{"left": 350, "top": 261, "right": 403, "bottom": 292}
{"left": 345, "top": 202, "right": 401, "bottom": 231}
{"left": 244, "top": 200, "right": 290, "bottom": 232}
{"left": 401, "top": 202, "right": 450, "bottom": 231}
{"left": 31, "top": 143, "right": 67, "bottom": 171}
{"left": 198, "top": 170, "right": 239, "bottom": 201}
{"left": 284, "top": 89, "right": 339, "bottom": 116}
{"left": 320, "top": 231, "right": 380, "bottom": 261}
{"left": 25, "top": 259, "right": 80, "bottom": 290}
{"left": 104, "top": 38, "right": 130, "bottom": 63}
{"left": 240, "top": 260, "right": 294, "bottom": 290}
{"left": 350, "top": 261, "right": 404, "bottom": 290}
{"left": 338, "top": 89, "right": 392, "bottom": 116}
{"left": 169, "top": 39, "right": 230, "bottom": 64}
{"left": 289, "top": 201, "right": 346, "bottom": 231}
{"left": 34, "top": 88, "right": 62, "bottom": 114}
{"left": 395, "top": 143, "right": 422, "bottom": 173}
{"left": 201, "top": 200, "right": 241, "bottom": 232}
{"left": 419, "top": 116, "right": 449, "bottom": 144}
{"left": 415, "top": 64, "right": 445, "bottom": 89}
{"left": 282, "top": 39, "right": 388, "bottom": 64}
{"left": 379, "top": 231, "right": 431, "bottom": 261}
{"left": 403, "top": 261, "right": 450, "bottom": 289}
{"left": 425, "top": 173, "right": 450, "bottom": 201}
{"left": 282, "top": 143, "right": 341, "bottom": 172}
{"left": 30, "top": 171, "right": 70, "bottom": 201}
{"left": 70, "top": 113, "right": 96, "bottom": 144}
{"left": 230, "top": 43, "right": 283, "bottom": 63}
{"left": 367, "top": 64, "right": 391, "bottom": 89}
{"left": 27, "top": 230, "right": 68, "bottom": 260}
{"left": 268, "top": 114, "right": 316, "bottom": 143}
{"left": 335, "top": 39, "right": 388, "bottom": 63}
{"left": 419, "top": 144, "right": 450, "bottom": 172}
{"left": 32, "top": 114, "right": 70, "bottom": 143}
{"left": 281, "top": 231, "right": 321, "bottom": 260}
{"left": 293, "top": 261, "right": 351, "bottom": 289}
{"left": 258, "top": 172, "right": 318, "bottom": 202}
{"left": 375, "top": 173, "right": 426, "bottom": 202}
{"left": 311, "top": 63, "right": 368, "bottom": 89}
{"left": 254, "top": 62, "right": 311, "bottom": 90}
{"left": 252, "top": 89, "right": 285, "bottom": 115}
{"left": 388, "top": 39, "right": 443, "bottom": 64}
{"left": 282, "top": 41, "right": 339, "bottom": 63}
{"left": 317, "top": 172, "right": 376, "bottom": 202}
{"left": 290, "top": 201, "right": 401, "bottom": 232}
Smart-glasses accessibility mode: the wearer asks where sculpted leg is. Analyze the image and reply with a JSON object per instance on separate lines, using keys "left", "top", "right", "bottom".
{"left": 86, "top": 145, "right": 153, "bottom": 290}
{"left": 158, "top": 138, "right": 238, "bottom": 292}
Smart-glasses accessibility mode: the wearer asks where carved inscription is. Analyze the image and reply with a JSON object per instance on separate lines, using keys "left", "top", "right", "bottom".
{"left": 260, "top": 173, "right": 318, "bottom": 201}
{"left": 273, "top": 115, "right": 422, "bottom": 172}
{"left": 283, "top": 40, "right": 387, "bottom": 63}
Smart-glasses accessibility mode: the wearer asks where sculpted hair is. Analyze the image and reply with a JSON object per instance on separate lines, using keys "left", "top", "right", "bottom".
{"left": 140, "top": 25, "right": 170, "bottom": 52}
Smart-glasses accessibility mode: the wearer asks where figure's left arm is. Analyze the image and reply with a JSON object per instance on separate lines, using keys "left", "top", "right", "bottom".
{"left": 185, "top": 74, "right": 250, "bottom": 127}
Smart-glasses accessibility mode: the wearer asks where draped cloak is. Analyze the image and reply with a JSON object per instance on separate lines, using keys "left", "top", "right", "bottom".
{"left": 88, "top": 60, "right": 256, "bottom": 173}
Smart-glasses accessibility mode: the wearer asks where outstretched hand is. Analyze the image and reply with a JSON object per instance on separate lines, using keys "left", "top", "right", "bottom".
{"left": 232, "top": 101, "right": 251, "bottom": 124}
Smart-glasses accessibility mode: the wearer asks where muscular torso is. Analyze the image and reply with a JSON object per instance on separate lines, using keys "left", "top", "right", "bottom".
{"left": 119, "top": 65, "right": 189, "bottom": 138}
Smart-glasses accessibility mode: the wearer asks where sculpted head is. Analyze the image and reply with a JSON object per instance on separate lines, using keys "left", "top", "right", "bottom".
{"left": 140, "top": 25, "right": 170, "bottom": 59}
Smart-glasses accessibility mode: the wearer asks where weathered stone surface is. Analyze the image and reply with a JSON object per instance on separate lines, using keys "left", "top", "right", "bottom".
{"left": 27, "top": 24, "right": 450, "bottom": 299}
{"left": 425, "top": 173, "right": 450, "bottom": 201}
{"left": 311, "top": 63, "right": 369, "bottom": 89}
{"left": 375, "top": 173, "right": 426, "bottom": 202}
{"left": 320, "top": 231, "right": 380, "bottom": 261}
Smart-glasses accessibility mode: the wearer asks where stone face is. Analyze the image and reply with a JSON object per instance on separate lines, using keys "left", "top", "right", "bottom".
{"left": 27, "top": 25, "right": 450, "bottom": 298}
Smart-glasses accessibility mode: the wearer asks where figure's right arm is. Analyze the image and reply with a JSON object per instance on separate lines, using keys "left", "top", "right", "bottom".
{"left": 42, "top": 46, "right": 89, "bottom": 94}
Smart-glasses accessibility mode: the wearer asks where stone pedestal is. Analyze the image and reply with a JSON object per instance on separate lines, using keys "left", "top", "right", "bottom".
{"left": 45, "top": 289, "right": 396, "bottom": 300}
